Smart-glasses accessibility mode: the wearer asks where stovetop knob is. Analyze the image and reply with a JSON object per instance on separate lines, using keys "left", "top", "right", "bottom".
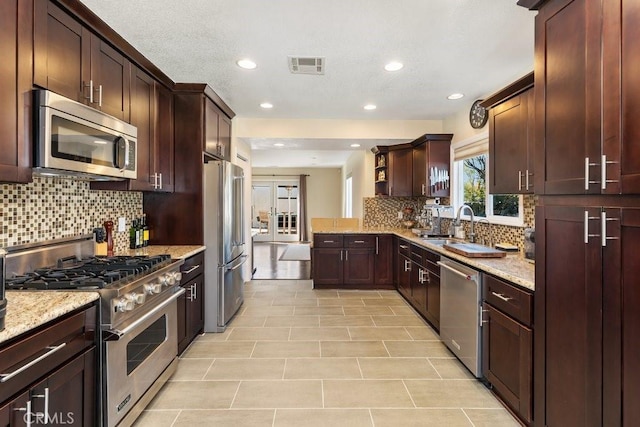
{"left": 126, "top": 292, "right": 146, "bottom": 305}
{"left": 115, "top": 297, "right": 135, "bottom": 312}
{"left": 144, "top": 283, "right": 162, "bottom": 295}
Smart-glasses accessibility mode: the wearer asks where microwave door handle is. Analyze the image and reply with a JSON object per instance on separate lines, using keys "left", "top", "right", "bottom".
{"left": 123, "top": 138, "right": 130, "bottom": 170}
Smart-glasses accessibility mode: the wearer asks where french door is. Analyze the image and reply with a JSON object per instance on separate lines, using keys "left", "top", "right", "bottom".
{"left": 251, "top": 180, "right": 299, "bottom": 242}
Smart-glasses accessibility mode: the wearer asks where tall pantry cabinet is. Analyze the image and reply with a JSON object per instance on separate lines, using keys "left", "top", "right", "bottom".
{"left": 520, "top": 0, "right": 640, "bottom": 425}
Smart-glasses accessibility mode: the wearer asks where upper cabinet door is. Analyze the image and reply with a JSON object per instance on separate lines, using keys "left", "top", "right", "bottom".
{"left": 489, "top": 88, "right": 533, "bottom": 194}
{"left": 204, "top": 99, "right": 220, "bottom": 156}
{"left": 389, "top": 148, "right": 413, "bottom": 197}
{"left": 34, "top": 1, "right": 91, "bottom": 102}
{"left": 534, "top": 0, "right": 602, "bottom": 195}
{"left": 90, "top": 35, "right": 130, "bottom": 121}
{"left": 0, "top": 0, "right": 32, "bottom": 183}
{"left": 155, "top": 84, "right": 174, "bottom": 192}
{"left": 128, "top": 66, "right": 156, "bottom": 191}
{"left": 218, "top": 114, "right": 231, "bottom": 161}
{"left": 611, "top": 1, "right": 640, "bottom": 193}
{"left": 412, "top": 143, "right": 427, "bottom": 196}
{"left": 34, "top": 1, "right": 131, "bottom": 121}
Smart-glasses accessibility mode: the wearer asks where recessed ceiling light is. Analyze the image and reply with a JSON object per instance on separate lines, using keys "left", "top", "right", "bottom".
{"left": 274, "top": 143, "right": 284, "bottom": 147}
{"left": 260, "top": 102, "right": 273, "bottom": 109}
{"left": 384, "top": 62, "right": 404, "bottom": 72}
{"left": 236, "top": 59, "right": 257, "bottom": 69}
{"left": 447, "top": 93, "right": 464, "bottom": 100}
{"left": 350, "top": 143, "right": 361, "bottom": 148}
{"left": 364, "top": 104, "right": 377, "bottom": 110}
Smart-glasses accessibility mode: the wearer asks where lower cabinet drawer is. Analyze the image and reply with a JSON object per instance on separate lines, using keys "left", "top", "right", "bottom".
{"left": 314, "top": 234, "right": 344, "bottom": 248}
{"left": 483, "top": 274, "right": 532, "bottom": 326}
{"left": 0, "top": 305, "right": 96, "bottom": 403}
{"left": 344, "top": 235, "right": 376, "bottom": 248}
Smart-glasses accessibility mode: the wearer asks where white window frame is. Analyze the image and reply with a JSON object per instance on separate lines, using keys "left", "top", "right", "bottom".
{"left": 447, "top": 133, "right": 524, "bottom": 227}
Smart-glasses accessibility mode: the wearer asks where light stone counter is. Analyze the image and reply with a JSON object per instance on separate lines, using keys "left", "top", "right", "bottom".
{"left": 313, "top": 227, "right": 535, "bottom": 291}
{"left": 118, "top": 245, "right": 206, "bottom": 260}
{"left": 0, "top": 291, "right": 99, "bottom": 345}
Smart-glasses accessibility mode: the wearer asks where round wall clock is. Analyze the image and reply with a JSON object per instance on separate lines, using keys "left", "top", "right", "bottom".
{"left": 469, "top": 100, "right": 488, "bottom": 129}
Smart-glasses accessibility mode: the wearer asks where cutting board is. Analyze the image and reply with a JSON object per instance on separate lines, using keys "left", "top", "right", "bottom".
{"left": 443, "top": 242, "right": 507, "bottom": 258}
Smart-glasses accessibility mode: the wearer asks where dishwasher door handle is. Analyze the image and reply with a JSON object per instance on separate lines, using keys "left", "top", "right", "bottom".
{"left": 437, "top": 261, "right": 473, "bottom": 281}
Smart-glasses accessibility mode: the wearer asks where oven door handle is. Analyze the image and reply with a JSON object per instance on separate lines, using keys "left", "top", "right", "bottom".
{"left": 103, "top": 287, "right": 185, "bottom": 341}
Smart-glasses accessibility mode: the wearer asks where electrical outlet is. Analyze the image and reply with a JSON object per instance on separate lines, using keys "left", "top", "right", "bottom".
{"left": 397, "top": 211, "right": 403, "bottom": 219}
{"left": 118, "top": 217, "right": 126, "bottom": 232}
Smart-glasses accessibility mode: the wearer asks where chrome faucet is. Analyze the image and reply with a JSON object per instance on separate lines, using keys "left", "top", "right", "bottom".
{"left": 455, "top": 204, "right": 476, "bottom": 243}
{"left": 476, "top": 218, "right": 493, "bottom": 247}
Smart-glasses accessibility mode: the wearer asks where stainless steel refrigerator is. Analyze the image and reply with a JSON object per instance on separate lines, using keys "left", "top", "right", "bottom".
{"left": 203, "top": 158, "right": 247, "bottom": 332}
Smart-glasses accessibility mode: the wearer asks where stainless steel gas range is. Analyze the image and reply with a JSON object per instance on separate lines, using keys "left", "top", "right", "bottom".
{"left": 5, "top": 235, "right": 184, "bottom": 427}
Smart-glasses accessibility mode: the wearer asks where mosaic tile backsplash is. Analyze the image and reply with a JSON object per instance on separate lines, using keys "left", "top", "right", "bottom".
{"left": 363, "top": 195, "right": 536, "bottom": 253}
{"left": 1, "top": 176, "right": 142, "bottom": 252}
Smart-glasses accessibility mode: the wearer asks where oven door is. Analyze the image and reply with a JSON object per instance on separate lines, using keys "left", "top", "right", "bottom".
{"left": 104, "top": 288, "right": 183, "bottom": 427}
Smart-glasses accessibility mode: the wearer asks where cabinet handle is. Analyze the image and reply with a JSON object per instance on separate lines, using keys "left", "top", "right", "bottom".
{"left": 404, "top": 259, "right": 411, "bottom": 272}
{"left": 182, "top": 264, "right": 201, "bottom": 275}
{"left": 323, "top": 240, "right": 335, "bottom": 243}
{"left": 601, "top": 154, "right": 619, "bottom": 190}
{"left": 525, "top": 169, "right": 531, "bottom": 190}
{"left": 584, "top": 210, "right": 601, "bottom": 244}
{"left": 353, "top": 240, "right": 365, "bottom": 243}
{"left": 480, "top": 308, "right": 490, "bottom": 327}
{"left": 340, "top": 250, "right": 343, "bottom": 261}
{"left": 418, "top": 269, "right": 423, "bottom": 283}
{"left": 159, "top": 173, "right": 163, "bottom": 189}
{"left": 97, "top": 84, "right": 103, "bottom": 107}
{"left": 585, "top": 157, "right": 600, "bottom": 190}
{"left": 601, "top": 211, "right": 620, "bottom": 247}
{"left": 14, "top": 400, "right": 33, "bottom": 427}
{"left": 345, "top": 250, "right": 348, "bottom": 261}
{"left": 84, "top": 80, "right": 94, "bottom": 104}
{"left": 32, "top": 388, "right": 50, "bottom": 424}
{"left": 399, "top": 245, "right": 409, "bottom": 249}
{"left": 375, "top": 237, "right": 379, "bottom": 255}
{"left": 518, "top": 170, "right": 523, "bottom": 191}
{"left": 0, "top": 343, "right": 67, "bottom": 383}
{"left": 491, "top": 291, "right": 512, "bottom": 302}
{"left": 422, "top": 184, "right": 426, "bottom": 195}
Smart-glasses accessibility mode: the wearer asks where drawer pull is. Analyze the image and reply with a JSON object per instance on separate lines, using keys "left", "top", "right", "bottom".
{"left": 399, "top": 245, "right": 409, "bottom": 249}
{"left": 413, "top": 253, "right": 422, "bottom": 258}
{"left": 491, "top": 291, "right": 513, "bottom": 302}
{"left": 353, "top": 240, "right": 365, "bottom": 243}
{"left": 0, "top": 343, "right": 67, "bottom": 383}
{"left": 181, "top": 264, "right": 201, "bottom": 275}
{"left": 323, "top": 240, "right": 335, "bottom": 243}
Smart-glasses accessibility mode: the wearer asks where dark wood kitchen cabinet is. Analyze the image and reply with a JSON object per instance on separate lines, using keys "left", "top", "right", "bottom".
{"left": 142, "top": 84, "right": 234, "bottom": 245}
{"left": 0, "top": 304, "right": 98, "bottom": 426}
{"left": 312, "top": 233, "right": 395, "bottom": 289}
{"left": 531, "top": 0, "right": 640, "bottom": 195}
{"left": 412, "top": 134, "right": 453, "bottom": 197}
{"left": 534, "top": 200, "right": 640, "bottom": 427}
{"left": 178, "top": 252, "right": 205, "bottom": 354}
{"left": 372, "top": 146, "right": 412, "bottom": 196}
{"left": 408, "top": 244, "right": 440, "bottom": 330}
{"left": 374, "top": 234, "right": 394, "bottom": 287}
{"left": 396, "top": 238, "right": 412, "bottom": 300}
{"left": 482, "top": 75, "right": 534, "bottom": 195}
{"left": 482, "top": 274, "right": 533, "bottom": 425}
{"left": 0, "top": 0, "right": 32, "bottom": 183}
{"left": 92, "top": 66, "right": 174, "bottom": 192}
{"left": 34, "top": 1, "right": 131, "bottom": 121}
{"left": 205, "top": 98, "right": 231, "bottom": 161}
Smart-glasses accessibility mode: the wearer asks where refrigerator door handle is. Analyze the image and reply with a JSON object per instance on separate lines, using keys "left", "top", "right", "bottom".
{"left": 226, "top": 255, "right": 248, "bottom": 271}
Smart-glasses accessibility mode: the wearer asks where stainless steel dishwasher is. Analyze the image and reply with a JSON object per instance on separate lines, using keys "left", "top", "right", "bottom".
{"left": 437, "top": 258, "right": 483, "bottom": 378}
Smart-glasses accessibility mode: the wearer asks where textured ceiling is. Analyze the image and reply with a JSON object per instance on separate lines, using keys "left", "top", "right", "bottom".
{"left": 79, "top": 0, "right": 535, "bottom": 166}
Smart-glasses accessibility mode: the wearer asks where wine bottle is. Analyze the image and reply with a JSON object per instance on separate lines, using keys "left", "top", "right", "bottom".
{"left": 142, "top": 214, "right": 149, "bottom": 247}
{"left": 130, "top": 219, "right": 137, "bottom": 249}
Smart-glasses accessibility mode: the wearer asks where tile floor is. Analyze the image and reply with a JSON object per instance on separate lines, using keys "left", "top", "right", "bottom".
{"left": 133, "top": 280, "right": 520, "bottom": 427}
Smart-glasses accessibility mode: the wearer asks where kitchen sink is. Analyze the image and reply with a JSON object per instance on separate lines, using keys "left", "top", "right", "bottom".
{"left": 421, "top": 238, "right": 460, "bottom": 246}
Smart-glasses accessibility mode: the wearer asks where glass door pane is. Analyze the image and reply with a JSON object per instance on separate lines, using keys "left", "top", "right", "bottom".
{"left": 251, "top": 184, "right": 274, "bottom": 241}
{"left": 275, "top": 183, "right": 299, "bottom": 242}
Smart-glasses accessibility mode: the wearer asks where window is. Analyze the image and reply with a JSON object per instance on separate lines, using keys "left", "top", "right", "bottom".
{"left": 345, "top": 174, "right": 353, "bottom": 217}
{"left": 452, "top": 136, "right": 523, "bottom": 226}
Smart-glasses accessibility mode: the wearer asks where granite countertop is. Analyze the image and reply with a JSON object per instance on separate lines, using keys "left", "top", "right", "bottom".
{"left": 313, "top": 227, "right": 535, "bottom": 291}
{"left": 0, "top": 291, "right": 100, "bottom": 345}
{"left": 118, "top": 245, "right": 206, "bottom": 260}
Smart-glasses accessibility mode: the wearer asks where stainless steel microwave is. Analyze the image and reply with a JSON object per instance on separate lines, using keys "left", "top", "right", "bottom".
{"left": 34, "top": 90, "right": 137, "bottom": 181}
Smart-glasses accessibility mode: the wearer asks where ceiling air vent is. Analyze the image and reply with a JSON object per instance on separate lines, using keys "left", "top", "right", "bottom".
{"left": 288, "top": 56, "right": 325, "bottom": 75}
